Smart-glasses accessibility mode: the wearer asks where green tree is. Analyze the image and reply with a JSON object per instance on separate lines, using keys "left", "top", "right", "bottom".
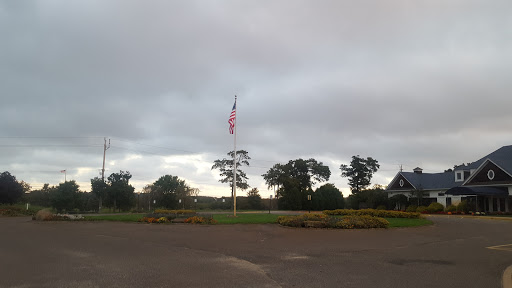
{"left": 90, "top": 177, "right": 108, "bottom": 212}
{"left": 50, "top": 180, "right": 80, "bottom": 212}
{"left": 389, "top": 194, "right": 408, "bottom": 210}
{"left": 313, "top": 183, "right": 344, "bottom": 210}
{"left": 105, "top": 171, "right": 135, "bottom": 211}
{"left": 151, "top": 175, "right": 192, "bottom": 209}
{"left": 262, "top": 163, "right": 284, "bottom": 195}
{"left": 212, "top": 150, "right": 251, "bottom": 201}
{"left": 340, "top": 155, "right": 380, "bottom": 193}
{"left": 0, "top": 171, "right": 25, "bottom": 204}
{"left": 246, "top": 188, "right": 263, "bottom": 210}
{"left": 346, "top": 186, "right": 388, "bottom": 209}
{"left": 262, "top": 158, "right": 331, "bottom": 210}
{"left": 27, "top": 183, "right": 53, "bottom": 207}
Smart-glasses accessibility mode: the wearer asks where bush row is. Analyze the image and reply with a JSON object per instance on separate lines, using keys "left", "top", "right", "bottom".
{"left": 277, "top": 213, "right": 389, "bottom": 229}
{"left": 323, "top": 209, "right": 421, "bottom": 219}
{"left": 153, "top": 209, "right": 197, "bottom": 215}
{"left": 139, "top": 214, "right": 217, "bottom": 224}
{"left": 406, "top": 201, "right": 470, "bottom": 214}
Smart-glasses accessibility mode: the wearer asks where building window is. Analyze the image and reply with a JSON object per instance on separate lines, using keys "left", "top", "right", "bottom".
{"left": 399, "top": 179, "right": 404, "bottom": 187}
{"left": 488, "top": 169, "right": 495, "bottom": 180}
{"left": 456, "top": 171, "right": 463, "bottom": 181}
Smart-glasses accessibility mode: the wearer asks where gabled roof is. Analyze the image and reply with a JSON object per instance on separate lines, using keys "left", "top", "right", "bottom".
{"left": 387, "top": 145, "right": 512, "bottom": 192}
{"left": 401, "top": 171, "right": 457, "bottom": 190}
{"left": 457, "top": 145, "right": 512, "bottom": 173}
{"left": 387, "top": 171, "right": 457, "bottom": 191}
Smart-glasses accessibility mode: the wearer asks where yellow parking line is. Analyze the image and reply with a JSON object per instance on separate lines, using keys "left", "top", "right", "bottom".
{"left": 487, "top": 244, "right": 512, "bottom": 251}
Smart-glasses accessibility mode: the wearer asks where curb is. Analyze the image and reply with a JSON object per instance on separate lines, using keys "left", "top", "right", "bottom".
{"left": 426, "top": 215, "right": 512, "bottom": 221}
{"left": 503, "top": 265, "right": 512, "bottom": 288}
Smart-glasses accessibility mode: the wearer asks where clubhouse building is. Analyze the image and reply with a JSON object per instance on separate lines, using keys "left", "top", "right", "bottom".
{"left": 386, "top": 145, "right": 512, "bottom": 213}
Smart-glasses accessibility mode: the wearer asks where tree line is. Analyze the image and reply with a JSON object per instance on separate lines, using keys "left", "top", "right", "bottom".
{"left": 1, "top": 152, "right": 386, "bottom": 212}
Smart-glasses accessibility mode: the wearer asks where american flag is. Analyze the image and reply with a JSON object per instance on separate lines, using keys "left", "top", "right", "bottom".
{"left": 228, "top": 100, "right": 236, "bottom": 134}
{"left": 60, "top": 170, "right": 66, "bottom": 173}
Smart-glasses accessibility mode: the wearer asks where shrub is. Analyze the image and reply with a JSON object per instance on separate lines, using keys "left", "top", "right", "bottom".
{"left": 445, "top": 205, "right": 457, "bottom": 212}
{"left": 376, "top": 205, "right": 387, "bottom": 210}
{"left": 335, "top": 215, "right": 389, "bottom": 229}
{"left": 154, "top": 209, "right": 196, "bottom": 215}
{"left": 426, "top": 202, "right": 444, "bottom": 213}
{"left": 406, "top": 205, "right": 418, "bottom": 213}
{"left": 277, "top": 213, "right": 327, "bottom": 227}
{"left": 184, "top": 216, "right": 217, "bottom": 224}
{"left": 278, "top": 213, "right": 389, "bottom": 229}
{"left": 139, "top": 217, "right": 160, "bottom": 223}
{"left": 323, "top": 209, "right": 420, "bottom": 219}
{"left": 0, "top": 206, "right": 30, "bottom": 216}
{"left": 416, "top": 206, "right": 427, "bottom": 213}
{"left": 34, "top": 209, "right": 54, "bottom": 221}
{"left": 457, "top": 200, "right": 469, "bottom": 213}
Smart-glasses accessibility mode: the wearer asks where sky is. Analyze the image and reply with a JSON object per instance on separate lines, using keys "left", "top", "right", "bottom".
{"left": 1, "top": 0, "right": 512, "bottom": 198}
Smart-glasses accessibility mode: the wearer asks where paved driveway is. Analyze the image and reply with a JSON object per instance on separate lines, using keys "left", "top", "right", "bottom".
{"left": 1, "top": 216, "right": 511, "bottom": 288}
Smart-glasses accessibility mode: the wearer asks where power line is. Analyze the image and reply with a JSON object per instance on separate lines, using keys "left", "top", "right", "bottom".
{"left": 0, "top": 136, "right": 104, "bottom": 139}
{"left": 0, "top": 144, "right": 103, "bottom": 147}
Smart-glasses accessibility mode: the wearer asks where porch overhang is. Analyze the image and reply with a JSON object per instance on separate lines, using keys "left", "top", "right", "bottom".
{"left": 445, "top": 186, "right": 508, "bottom": 196}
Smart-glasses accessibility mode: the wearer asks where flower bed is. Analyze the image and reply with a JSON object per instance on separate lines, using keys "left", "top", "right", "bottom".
{"left": 153, "top": 209, "right": 196, "bottom": 215}
{"left": 277, "top": 213, "right": 389, "bottom": 229}
{"left": 324, "top": 209, "right": 421, "bottom": 219}
{"left": 184, "top": 216, "right": 217, "bottom": 224}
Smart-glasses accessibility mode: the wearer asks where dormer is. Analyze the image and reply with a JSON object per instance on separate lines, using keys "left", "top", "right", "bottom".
{"left": 455, "top": 170, "right": 471, "bottom": 182}
{"left": 455, "top": 170, "right": 464, "bottom": 182}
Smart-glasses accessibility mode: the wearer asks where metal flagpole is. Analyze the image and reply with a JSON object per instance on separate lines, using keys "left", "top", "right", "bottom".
{"left": 233, "top": 95, "right": 237, "bottom": 217}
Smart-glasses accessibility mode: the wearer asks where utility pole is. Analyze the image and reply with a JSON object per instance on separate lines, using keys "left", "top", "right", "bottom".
{"left": 99, "top": 137, "right": 110, "bottom": 213}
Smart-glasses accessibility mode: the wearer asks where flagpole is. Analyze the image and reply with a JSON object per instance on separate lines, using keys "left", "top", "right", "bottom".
{"left": 233, "top": 95, "right": 237, "bottom": 217}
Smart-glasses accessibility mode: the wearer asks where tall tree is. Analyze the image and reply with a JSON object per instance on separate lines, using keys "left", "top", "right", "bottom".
{"left": 27, "top": 183, "right": 53, "bottom": 207}
{"left": 246, "top": 188, "right": 263, "bottom": 210}
{"left": 0, "top": 171, "right": 25, "bottom": 204}
{"left": 313, "top": 183, "right": 344, "bottom": 210}
{"left": 211, "top": 150, "right": 251, "bottom": 200}
{"left": 151, "top": 175, "right": 192, "bottom": 209}
{"left": 262, "top": 163, "right": 285, "bottom": 196}
{"left": 262, "top": 158, "right": 331, "bottom": 210}
{"left": 105, "top": 171, "right": 135, "bottom": 211}
{"left": 50, "top": 180, "right": 80, "bottom": 212}
{"left": 340, "top": 155, "right": 380, "bottom": 193}
{"left": 90, "top": 177, "right": 108, "bottom": 212}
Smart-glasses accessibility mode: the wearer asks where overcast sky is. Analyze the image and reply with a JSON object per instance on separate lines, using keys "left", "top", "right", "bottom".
{"left": 1, "top": 0, "right": 511, "bottom": 197}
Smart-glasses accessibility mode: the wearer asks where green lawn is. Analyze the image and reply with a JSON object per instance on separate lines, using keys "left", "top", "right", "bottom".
{"left": 82, "top": 213, "right": 433, "bottom": 228}
{"left": 213, "top": 213, "right": 281, "bottom": 224}
{"left": 386, "top": 218, "right": 433, "bottom": 228}
{"left": 84, "top": 214, "right": 144, "bottom": 222}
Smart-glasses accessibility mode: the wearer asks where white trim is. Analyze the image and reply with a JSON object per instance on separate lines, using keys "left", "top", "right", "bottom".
{"left": 488, "top": 169, "right": 495, "bottom": 180}
{"left": 462, "top": 158, "right": 512, "bottom": 185}
{"left": 455, "top": 171, "right": 464, "bottom": 182}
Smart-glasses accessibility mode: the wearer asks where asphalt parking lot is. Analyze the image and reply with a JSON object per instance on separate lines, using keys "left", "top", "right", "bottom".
{"left": 1, "top": 215, "right": 512, "bottom": 288}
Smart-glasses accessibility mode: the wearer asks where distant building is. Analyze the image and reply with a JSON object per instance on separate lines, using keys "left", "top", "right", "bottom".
{"left": 386, "top": 145, "right": 512, "bottom": 212}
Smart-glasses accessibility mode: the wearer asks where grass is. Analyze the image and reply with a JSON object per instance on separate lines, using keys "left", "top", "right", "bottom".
{"left": 0, "top": 204, "right": 48, "bottom": 216}
{"left": 386, "top": 218, "right": 433, "bottom": 228}
{"left": 84, "top": 214, "right": 144, "bottom": 222}
{"left": 213, "top": 213, "right": 281, "bottom": 224}
{"left": 81, "top": 213, "right": 434, "bottom": 228}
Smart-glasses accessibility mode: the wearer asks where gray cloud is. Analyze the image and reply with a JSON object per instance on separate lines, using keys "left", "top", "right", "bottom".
{"left": 1, "top": 0, "right": 511, "bottom": 196}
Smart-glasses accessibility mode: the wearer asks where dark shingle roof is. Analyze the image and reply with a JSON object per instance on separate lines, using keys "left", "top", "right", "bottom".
{"left": 388, "top": 145, "right": 512, "bottom": 191}
{"left": 400, "top": 171, "right": 457, "bottom": 190}
{"left": 463, "top": 145, "right": 512, "bottom": 174}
